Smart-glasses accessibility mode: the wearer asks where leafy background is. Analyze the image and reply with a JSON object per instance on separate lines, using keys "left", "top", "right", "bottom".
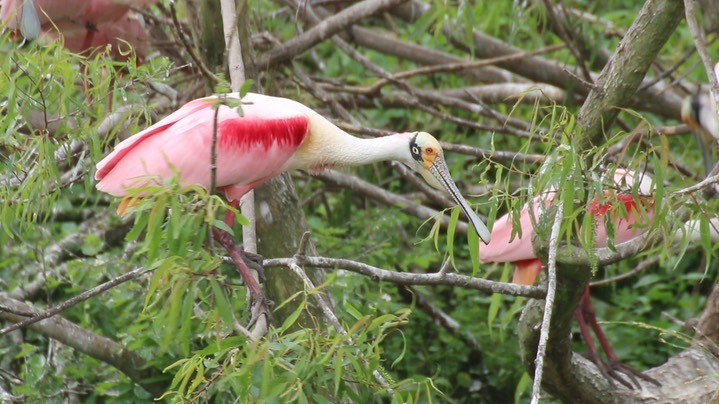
{"left": 1, "top": 0, "right": 718, "bottom": 402}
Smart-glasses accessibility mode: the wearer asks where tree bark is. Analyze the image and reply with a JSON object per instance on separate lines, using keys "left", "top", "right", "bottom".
{"left": 514, "top": 0, "right": 719, "bottom": 401}
{"left": 576, "top": 0, "right": 685, "bottom": 148}
{"left": 254, "top": 174, "right": 328, "bottom": 328}
{"left": 0, "top": 296, "right": 167, "bottom": 397}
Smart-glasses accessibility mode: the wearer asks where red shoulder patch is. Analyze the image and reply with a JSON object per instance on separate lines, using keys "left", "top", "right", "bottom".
{"left": 218, "top": 116, "right": 309, "bottom": 150}
{"left": 588, "top": 193, "right": 652, "bottom": 216}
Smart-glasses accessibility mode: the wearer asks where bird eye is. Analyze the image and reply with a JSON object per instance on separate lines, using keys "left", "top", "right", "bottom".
{"left": 425, "top": 147, "right": 434, "bottom": 154}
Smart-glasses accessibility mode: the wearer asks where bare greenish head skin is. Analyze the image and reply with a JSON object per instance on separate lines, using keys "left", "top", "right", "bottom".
{"left": 406, "top": 132, "right": 491, "bottom": 244}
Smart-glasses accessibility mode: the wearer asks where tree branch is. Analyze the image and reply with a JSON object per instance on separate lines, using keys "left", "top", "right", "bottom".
{"left": 577, "top": 0, "right": 684, "bottom": 148}
{"left": 0, "top": 295, "right": 167, "bottom": 397}
{"left": 531, "top": 202, "right": 563, "bottom": 403}
{"left": 263, "top": 256, "right": 546, "bottom": 298}
{"left": 260, "top": 0, "right": 409, "bottom": 67}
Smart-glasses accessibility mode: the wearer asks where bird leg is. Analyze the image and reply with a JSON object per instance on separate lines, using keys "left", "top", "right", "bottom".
{"left": 224, "top": 199, "right": 240, "bottom": 229}
{"left": 222, "top": 199, "right": 265, "bottom": 283}
{"left": 211, "top": 227, "right": 270, "bottom": 328}
{"left": 575, "top": 287, "right": 660, "bottom": 389}
{"left": 82, "top": 22, "right": 98, "bottom": 52}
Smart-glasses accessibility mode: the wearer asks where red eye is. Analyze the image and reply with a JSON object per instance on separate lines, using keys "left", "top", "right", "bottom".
{"left": 425, "top": 147, "right": 434, "bottom": 154}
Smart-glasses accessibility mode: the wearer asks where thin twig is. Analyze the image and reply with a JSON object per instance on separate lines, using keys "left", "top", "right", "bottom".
{"left": 541, "top": 0, "right": 593, "bottom": 82}
{"left": 684, "top": 0, "right": 719, "bottom": 108}
{"left": 0, "top": 267, "right": 149, "bottom": 336}
{"left": 287, "top": 262, "right": 395, "bottom": 395}
{"left": 674, "top": 172, "right": 719, "bottom": 195}
{"left": 210, "top": 101, "right": 220, "bottom": 195}
{"left": 531, "top": 201, "right": 563, "bottom": 403}
{"left": 589, "top": 256, "right": 659, "bottom": 287}
{"left": 168, "top": 0, "right": 218, "bottom": 84}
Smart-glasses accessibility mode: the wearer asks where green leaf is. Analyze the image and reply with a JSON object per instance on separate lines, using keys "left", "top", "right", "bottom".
{"left": 334, "top": 346, "right": 343, "bottom": 396}
{"left": 81, "top": 234, "right": 103, "bottom": 256}
{"left": 209, "top": 279, "right": 235, "bottom": 328}
{"left": 446, "top": 207, "right": 460, "bottom": 268}
{"left": 212, "top": 219, "right": 234, "bottom": 236}
{"left": 278, "top": 299, "right": 306, "bottom": 334}
{"left": 468, "top": 227, "right": 480, "bottom": 276}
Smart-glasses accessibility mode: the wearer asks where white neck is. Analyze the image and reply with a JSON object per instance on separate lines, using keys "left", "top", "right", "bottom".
{"left": 289, "top": 108, "right": 413, "bottom": 170}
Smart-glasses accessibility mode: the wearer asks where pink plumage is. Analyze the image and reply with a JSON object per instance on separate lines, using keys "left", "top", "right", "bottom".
{"left": 96, "top": 92, "right": 493, "bottom": 242}
{"left": 1, "top": 0, "right": 152, "bottom": 61}
{"left": 83, "top": 0, "right": 155, "bottom": 24}
{"left": 479, "top": 169, "right": 653, "bottom": 285}
{"left": 1, "top": 0, "right": 88, "bottom": 29}
{"left": 60, "top": 12, "right": 149, "bottom": 62}
{"left": 96, "top": 93, "right": 311, "bottom": 203}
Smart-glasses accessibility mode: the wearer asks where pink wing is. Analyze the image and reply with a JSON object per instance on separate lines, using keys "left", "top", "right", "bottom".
{"left": 591, "top": 169, "right": 654, "bottom": 246}
{"left": 480, "top": 169, "right": 653, "bottom": 285}
{"left": 61, "top": 11, "right": 148, "bottom": 61}
{"left": 1, "top": 0, "right": 89, "bottom": 29}
{"left": 84, "top": 0, "right": 156, "bottom": 24}
{"left": 96, "top": 93, "right": 310, "bottom": 201}
{"left": 479, "top": 193, "right": 551, "bottom": 264}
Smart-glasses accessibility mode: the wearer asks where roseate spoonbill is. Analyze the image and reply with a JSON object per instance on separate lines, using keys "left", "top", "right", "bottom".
{"left": 60, "top": 11, "right": 149, "bottom": 62}
{"left": 1, "top": 0, "right": 151, "bottom": 61}
{"left": 96, "top": 92, "right": 491, "bottom": 326}
{"left": 1, "top": 0, "right": 88, "bottom": 39}
{"left": 479, "top": 169, "right": 655, "bottom": 388}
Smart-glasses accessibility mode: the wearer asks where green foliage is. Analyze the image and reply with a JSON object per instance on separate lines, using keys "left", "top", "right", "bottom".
{"left": 2, "top": 0, "right": 719, "bottom": 402}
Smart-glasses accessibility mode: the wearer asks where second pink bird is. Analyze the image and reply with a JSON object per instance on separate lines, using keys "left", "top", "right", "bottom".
{"left": 479, "top": 169, "right": 654, "bottom": 284}
{"left": 0, "top": 0, "right": 153, "bottom": 61}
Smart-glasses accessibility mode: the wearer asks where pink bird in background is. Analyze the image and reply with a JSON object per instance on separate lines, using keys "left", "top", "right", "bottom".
{"left": 0, "top": 0, "right": 152, "bottom": 61}
{"left": 481, "top": 169, "right": 654, "bottom": 284}
{"left": 479, "top": 168, "right": 656, "bottom": 387}
{"left": 95, "top": 92, "right": 492, "bottom": 318}
{"left": 61, "top": 11, "right": 149, "bottom": 63}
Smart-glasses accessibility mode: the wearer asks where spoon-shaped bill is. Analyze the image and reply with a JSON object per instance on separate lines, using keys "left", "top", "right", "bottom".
{"left": 429, "top": 159, "right": 491, "bottom": 244}
{"left": 20, "top": 0, "right": 41, "bottom": 40}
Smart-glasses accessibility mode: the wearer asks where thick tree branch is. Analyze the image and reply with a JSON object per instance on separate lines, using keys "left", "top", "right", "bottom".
{"left": 0, "top": 295, "right": 167, "bottom": 397}
{"left": 576, "top": 0, "right": 684, "bottom": 148}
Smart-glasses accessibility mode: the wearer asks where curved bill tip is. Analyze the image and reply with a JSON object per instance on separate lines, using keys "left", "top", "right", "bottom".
{"left": 429, "top": 160, "right": 491, "bottom": 244}
{"left": 20, "top": 0, "right": 41, "bottom": 41}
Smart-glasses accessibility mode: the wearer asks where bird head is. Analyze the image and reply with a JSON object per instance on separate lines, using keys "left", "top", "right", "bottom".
{"left": 405, "top": 132, "right": 491, "bottom": 244}
{"left": 682, "top": 94, "right": 719, "bottom": 139}
{"left": 681, "top": 95, "right": 703, "bottom": 133}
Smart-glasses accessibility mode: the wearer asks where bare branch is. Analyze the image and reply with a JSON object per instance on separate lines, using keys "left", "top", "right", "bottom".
{"left": 260, "top": 0, "right": 409, "bottom": 67}
{"left": 0, "top": 295, "right": 166, "bottom": 397}
{"left": 287, "top": 262, "right": 395, "bottom": 395}
{"left": 0, "top": 267, "right": 149, "bottom": 336}
{"left": 263, "top": 256, "right": 547, "bottom": 298}
{"left": 531, "top": 201, "right": 563, "bottom": 403}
